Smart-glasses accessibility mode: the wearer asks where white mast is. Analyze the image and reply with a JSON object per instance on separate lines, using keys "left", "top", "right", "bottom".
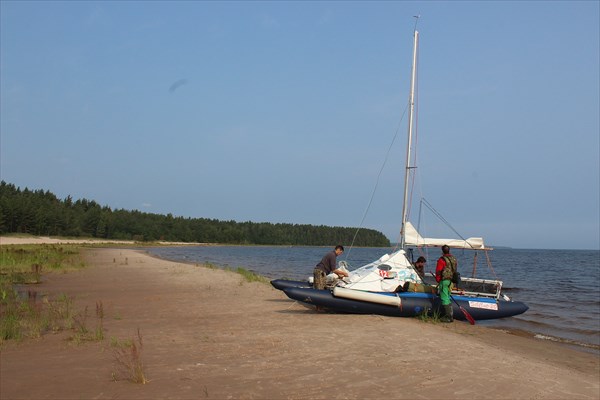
{"left": 400, "top": 29, "right": 418, "bottom": 249}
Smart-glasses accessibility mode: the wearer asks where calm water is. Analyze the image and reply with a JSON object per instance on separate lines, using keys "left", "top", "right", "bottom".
{"left": 145, "top": 245, "right": 600, "bottom": 353}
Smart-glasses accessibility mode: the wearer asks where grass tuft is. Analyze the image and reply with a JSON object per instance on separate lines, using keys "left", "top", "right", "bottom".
{"left": 0, "top": 244, "right": 110, "bottom": 344}
{"left": 112, "top": 328, "right": 148, "bottom": 384}
{"left": 0, "top": 291, "right": 81, "bottom": 343}
{"left": 416, "top": 308, "right": 444, "bottom": 323}
{"left": 235, "top": 267, "right": 269, "bottom": 284}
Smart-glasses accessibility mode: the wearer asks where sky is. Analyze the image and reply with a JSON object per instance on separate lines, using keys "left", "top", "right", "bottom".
{"left": 1, "top": 1, "right": 598, "bottom": 250}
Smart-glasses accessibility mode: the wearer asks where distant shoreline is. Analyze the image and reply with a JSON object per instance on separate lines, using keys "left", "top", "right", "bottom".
{"left": 2, "top": 236, "right": 598, "bottom": 251}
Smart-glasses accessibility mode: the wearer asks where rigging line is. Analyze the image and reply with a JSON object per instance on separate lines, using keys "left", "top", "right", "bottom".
{"left": 484, "top": 249, "right": 499, "bottom": 279}
{"left": 349, "top": 21, "right": 419, "bottom": 257}
{"left": 421, "top": 198, "right": 473, "bottom": 246}
{"left": 346, "top": 101, "right": 411, "bottom": 260}
{"left": 414, "top": 196, "right": 429, "bottom": 260}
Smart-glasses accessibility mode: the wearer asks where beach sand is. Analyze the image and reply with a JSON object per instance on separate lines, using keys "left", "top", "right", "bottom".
{"left": 0, "top": 240, "right": 598, "bottom": 399}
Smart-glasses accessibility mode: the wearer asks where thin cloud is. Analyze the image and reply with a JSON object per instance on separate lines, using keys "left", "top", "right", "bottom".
{"left": 169, "top": 79, "right": 188, "bottom": 93}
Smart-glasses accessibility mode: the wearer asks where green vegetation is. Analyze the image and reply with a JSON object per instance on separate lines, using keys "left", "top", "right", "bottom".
{"left": 234, "top": 267, "right": 270, "bottom": 284}
{"left": 0, "top": 288, "right": 83, "bottom": 342}
{"left": 416, "top": 308, "right": 444, "bottom": 323}
{"left": 0, "top": 245, "right": 95, "bottom": 343}
{"left": 0, "top": 244, "right": 84, "bottom": 286}
{"left": 0, "top": 181, "right": 390, "bottom": 246}
{"left": 71, "top": 301, "right": 105, "bottom": 343}
{"left": 111, "top": 328, "right": 148, "bottom": 384}
{"left": 1, "top": 244, "right": 148, "bottom": 384}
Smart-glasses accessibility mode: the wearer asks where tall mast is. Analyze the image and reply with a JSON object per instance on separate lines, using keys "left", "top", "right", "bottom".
{"left": 400, "top": 29, "right": 418, "bottom": 249}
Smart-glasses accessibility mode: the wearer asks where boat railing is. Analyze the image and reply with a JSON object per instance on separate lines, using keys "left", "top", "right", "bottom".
{"left": 423, "top": 273, "right": 503, "bottom": 300}
{"left": 455, "top": 277, "right": 503, "bottom": 300}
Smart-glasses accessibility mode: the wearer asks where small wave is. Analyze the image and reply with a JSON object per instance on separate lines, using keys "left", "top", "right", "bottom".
{"left": 521, "top": 313, "right": 563, "bottom": 322}
{"left": 568, "top": 327, "right": 600, "bottom": 336}
{"left": 516, "top": 314, "right": 599, "bottom": 332}
{"left": 512, "top": 318, "right": 555, "bottom": 329}
{"left": 570, "top": 298, "right": 600, "bottom": 306}
{"left": 521, "top": 301, "right": 551, "bottom": 308}
{"left": 568, "top": 313, "right": 599, "bottom": 322}
{"left": 522, "top": 301, "right": 592, "bottom": 312}
{"left": 533, "top": 333, "right": 600, "bottom": 351}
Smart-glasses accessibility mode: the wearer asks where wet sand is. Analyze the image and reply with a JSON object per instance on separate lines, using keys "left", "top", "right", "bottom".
{"left": 0, "top": 241, "right": 598, "bottom": 399}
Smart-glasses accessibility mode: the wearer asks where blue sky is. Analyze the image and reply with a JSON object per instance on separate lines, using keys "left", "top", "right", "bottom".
{"left": 1, "top": 1, "right": 598, "bottom": 250}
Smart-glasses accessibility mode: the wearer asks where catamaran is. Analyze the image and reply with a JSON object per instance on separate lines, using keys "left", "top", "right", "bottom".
{"left": 272, "top": 29, "right": 528, "bottom": 322}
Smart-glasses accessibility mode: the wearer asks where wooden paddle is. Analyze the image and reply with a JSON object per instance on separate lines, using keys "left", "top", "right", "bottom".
{"left": 450, "top": 294, "right": 476, "bottom": 325}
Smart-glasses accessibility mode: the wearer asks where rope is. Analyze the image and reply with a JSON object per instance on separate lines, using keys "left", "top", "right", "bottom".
{"left": 420, "top": 198, "right": 471, "bottom": 245}
{"left": 347, "top": 18, "right": 420, "bottom": 258}
{"left": 484, "top": 249, "right": 499, "bottom": 279}
{"left": 345, "top": 101, "right": 410, "bottom": 260}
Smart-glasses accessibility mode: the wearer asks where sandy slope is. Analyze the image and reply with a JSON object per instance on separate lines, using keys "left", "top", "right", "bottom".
{"left": 0, "top": 242, "right": 598, "bottom": 399}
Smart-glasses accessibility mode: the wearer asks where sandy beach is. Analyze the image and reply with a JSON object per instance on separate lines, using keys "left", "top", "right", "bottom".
{"left": 0, "top": 239, "right": 599, "bottom": 399}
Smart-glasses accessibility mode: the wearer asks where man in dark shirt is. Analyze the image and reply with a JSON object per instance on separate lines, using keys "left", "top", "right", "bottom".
{"left": 313, "top": 245, "right": 348, "bottom": 290}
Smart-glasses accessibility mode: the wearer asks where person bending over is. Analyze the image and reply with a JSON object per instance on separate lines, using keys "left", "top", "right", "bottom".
{"left": 313, "top": 245, "right": 348, "bottom": 290}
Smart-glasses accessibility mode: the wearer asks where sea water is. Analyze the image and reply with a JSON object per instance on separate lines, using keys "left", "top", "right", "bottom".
{"left": 145, "top": 245, "right": 600, "bottom": 353}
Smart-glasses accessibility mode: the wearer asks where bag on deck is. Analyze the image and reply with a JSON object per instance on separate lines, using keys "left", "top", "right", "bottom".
{"left": 405, "top": 282, "right": 437, "bottom": 294}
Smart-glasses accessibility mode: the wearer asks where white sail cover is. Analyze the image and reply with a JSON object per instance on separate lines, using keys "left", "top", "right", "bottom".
{"left": 341, "top": 249, "right": 421, "bottom": 292}
{"left": 404, "top": 222, "right": 489, "bottom": 250}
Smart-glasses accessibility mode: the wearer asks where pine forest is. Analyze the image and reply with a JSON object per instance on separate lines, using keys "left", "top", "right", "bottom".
{"left": 0, "top": 181, "right": 390, "bottom": 247}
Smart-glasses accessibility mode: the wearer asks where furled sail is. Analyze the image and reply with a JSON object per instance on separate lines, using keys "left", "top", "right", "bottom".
{"left": 404, "top": 222, "right": 489, "bottom": 250}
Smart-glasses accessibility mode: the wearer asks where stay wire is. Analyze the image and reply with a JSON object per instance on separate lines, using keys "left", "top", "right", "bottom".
{"left": 345, "top": 102, "right": 410, "bottom": 261}
{"left": 420, "top": 198, "right": 471, "bottom": 245}
{"left": 346, "top": 21, "right": 420, "bottom": 259}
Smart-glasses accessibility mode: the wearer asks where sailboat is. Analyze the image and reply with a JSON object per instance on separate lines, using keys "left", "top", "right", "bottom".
{"left": 272, "top": 29, "right": 528, "bottom": 322}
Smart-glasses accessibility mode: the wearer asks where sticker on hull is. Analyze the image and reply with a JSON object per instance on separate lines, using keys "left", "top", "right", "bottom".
{"left": 468, "top": 301, "right": 498, "bottom": 310}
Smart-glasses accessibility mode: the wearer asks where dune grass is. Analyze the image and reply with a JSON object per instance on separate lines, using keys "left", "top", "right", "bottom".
{"left": 1, "top": 243, "right": 148, "bottom": 383}
{"left": 111, "top": 328, "right": 148, "bottom": 384}
{"left": 1, "top": 244, "right": 85, "bottom": 284}
{"left": 0, "top": 244, "right": 92, "bottom": 343}
{"left": 226, "top": 266, "right": 270, "bottom": 284}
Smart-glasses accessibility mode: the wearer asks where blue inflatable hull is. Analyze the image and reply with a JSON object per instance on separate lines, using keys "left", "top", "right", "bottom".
{"left": 282, "top": 286, "right": 528, "bottom": 321}
{"left": 270, "top": 279, "right": 311, "bottom": 291}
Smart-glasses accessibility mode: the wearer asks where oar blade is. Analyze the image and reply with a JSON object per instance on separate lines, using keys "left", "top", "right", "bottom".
{"left": 460, "top": 306, "right": 476, "bottom": 325}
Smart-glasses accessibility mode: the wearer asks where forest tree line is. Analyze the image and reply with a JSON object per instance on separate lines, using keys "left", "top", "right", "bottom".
{"left": 0, "top": 181, "right": 391, "bottom": 247}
